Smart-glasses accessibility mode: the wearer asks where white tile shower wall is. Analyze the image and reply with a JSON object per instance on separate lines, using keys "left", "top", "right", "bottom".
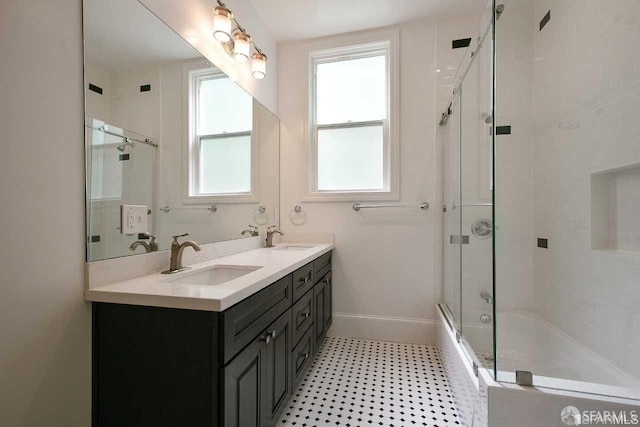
{"left": 85, "top": 65, "right": 160, "bottom": 260}
{"left": 278, "top": 22, "right": 438, "bottom": 344}
{"left": 85, "top": 236, "right": 263, "bottom": 289}
{"left": 494, "top": 0, "right": 535, "bottom": 313}
{"left": 531, "top": 0, "right": 640, "bottom": 381}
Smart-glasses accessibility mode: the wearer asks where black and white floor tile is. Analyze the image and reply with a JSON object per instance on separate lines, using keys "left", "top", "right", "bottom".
{"left": 278, "top": 337, "right": 460, "bottom": 427}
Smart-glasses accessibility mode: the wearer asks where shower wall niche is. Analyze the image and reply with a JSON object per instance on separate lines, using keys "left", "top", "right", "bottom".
{"left": 591, "top": 163, "right": 640, "bottom": 253}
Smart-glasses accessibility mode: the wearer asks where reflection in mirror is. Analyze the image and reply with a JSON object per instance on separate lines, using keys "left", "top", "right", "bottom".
{"left": 84, "top": 0, "right": 279, "bottom": 262}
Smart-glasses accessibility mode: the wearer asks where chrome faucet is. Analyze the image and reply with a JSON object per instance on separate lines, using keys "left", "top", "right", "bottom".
{"left": 161, "top": 233, "right": 201, "bottom": 274}
{"left": 241, "top": 225, "right": 259, "bottom": 237}
{"left": 129, "top": 233, "right": 158, "bottom": 253}
{"left": 265, "top": 226, "right": 283, "bottom": 248}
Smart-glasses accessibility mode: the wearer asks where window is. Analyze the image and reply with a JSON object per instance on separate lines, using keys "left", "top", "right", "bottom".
{"left": 187, "top": 65, "right": 257, "bottom": 202}
{"left": 308, "top": 36, "right": 398, "bottom": 201}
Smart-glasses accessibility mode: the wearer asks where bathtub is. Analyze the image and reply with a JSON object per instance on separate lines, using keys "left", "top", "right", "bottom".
{"left": 464, "top": 310, "right": 640, "bottom": 396}
{"left": 436, "top": 305, "right": 640, "bottom": 427}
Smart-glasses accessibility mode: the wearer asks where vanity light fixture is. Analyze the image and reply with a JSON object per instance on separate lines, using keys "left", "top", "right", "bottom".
{"left": 212, "top": 6, "right": 233, "bottom": 42}
{"left": 212, "top": 0, "right": 268, "bottom": 79}
{"left": 232, "top": 30, "right": 251, "bottom": 62}
{"left": 251, "top": 52, "right": 267, "bottom": 79}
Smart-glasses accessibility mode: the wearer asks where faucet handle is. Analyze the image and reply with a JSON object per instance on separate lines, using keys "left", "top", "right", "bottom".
{"left": 267, "top": 225, "right": 276, "bottom": 231}
{"left": 143, "top": 232, "right": 157, "bottom": 243}
{"left": 249, "top": 225, "right": 258, "bottom": 230}
{"left": 171, "top": 233, "right": 189, "bottom": 243}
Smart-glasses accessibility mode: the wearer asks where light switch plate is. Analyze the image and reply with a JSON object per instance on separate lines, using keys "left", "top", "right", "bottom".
{"left": 121, "top": 205, "right": 148, "bottom": 235}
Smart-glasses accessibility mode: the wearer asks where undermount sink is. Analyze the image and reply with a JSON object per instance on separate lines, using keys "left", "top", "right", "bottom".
{"left": 163, "top": 265, "right": 262, "bottom": 286}
{"left": 274, "top": 244, "right": 316, "bottom": 251}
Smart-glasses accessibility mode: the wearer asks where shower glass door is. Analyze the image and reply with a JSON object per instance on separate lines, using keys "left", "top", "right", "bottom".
{"left": 442, "top": 0, "right": 496, "bottom": 376}
{"left": 444, "top": 91, "right": 462, "bottom": 333}
{"left": 459, "top": 10, "right": 495, "bottom": 371}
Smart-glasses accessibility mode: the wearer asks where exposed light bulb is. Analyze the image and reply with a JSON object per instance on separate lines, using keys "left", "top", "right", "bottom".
{"left": 213, "top": 6, "right": 233, "bottom": 43}
{"left": 232, "top": 31, "right": 251, "bottom": 63}
{"left": 252, "top": 52, "right": 267, "bottom": 79}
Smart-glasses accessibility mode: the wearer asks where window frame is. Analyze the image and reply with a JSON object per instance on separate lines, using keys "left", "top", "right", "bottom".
{"left": 306, "top": 33, "right": 399, "bottom": 202}
{"left": 184, "top": 62, "right": 259, "bottom": 204}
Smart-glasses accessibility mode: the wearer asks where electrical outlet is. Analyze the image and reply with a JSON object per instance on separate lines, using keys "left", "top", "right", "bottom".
{"left": 121, "top": 205, "right": 148, "bottom": 235}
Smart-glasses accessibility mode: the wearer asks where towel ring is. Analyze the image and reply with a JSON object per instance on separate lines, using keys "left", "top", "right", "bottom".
{"left": 253, "top": 205, "right": 268, "bottom": 225}
{"left": 290, "top": 205, "right": 307, "bottom": 226}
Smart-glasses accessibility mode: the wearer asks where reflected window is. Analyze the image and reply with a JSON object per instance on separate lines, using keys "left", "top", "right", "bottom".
{"left": 188, "top": 66, "right": 254, "bottom": 198}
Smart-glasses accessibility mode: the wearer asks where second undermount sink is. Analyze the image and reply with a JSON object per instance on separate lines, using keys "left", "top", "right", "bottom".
{"left": 163, "top": 265, "right": 262, "bottom": 286}
{"left": 274, "top": 244, "right": 316, "bottom": 251}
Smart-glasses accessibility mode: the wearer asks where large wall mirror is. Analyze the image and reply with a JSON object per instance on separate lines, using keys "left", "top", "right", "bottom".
{"left": 83, "top": 0, "right": 279, "bottom": 262}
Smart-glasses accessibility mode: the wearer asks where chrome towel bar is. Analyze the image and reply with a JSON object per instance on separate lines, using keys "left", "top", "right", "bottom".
{"left": 452, "top": 202, "right": 493, "bottom": 209}
{"left": 160, "top": 205, "right": 217, "bottom": 213}
{"left": 353, "top": 202, "right": 429, "bottom": 211}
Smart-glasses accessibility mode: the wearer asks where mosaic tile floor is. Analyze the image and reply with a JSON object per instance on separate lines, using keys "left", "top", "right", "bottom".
{"left": 278, "top": 337, "right": 460, "bottom": 427}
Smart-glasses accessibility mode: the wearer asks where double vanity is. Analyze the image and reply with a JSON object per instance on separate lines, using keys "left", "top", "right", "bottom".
{"left": 87, "top": 243, "right": 333, "bottom": 427}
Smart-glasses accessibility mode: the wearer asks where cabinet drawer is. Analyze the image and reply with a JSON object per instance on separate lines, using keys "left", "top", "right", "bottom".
{"left": 292, "top": 326, "right": 314, "bottom": 384}
{"left": 313, "top": 251, "right": 332, "bottom": 283}
{"left": 292, "top": 262, "right": 314, "bottom": 302}
{"left": 291, "top": 288, "right": 313, "bottom": 346}
{"left": 221, "top": 275, "right": 292, "bottom": 364}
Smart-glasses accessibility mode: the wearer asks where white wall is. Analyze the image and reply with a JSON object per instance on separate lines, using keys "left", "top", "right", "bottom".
{"left": 531, "top": 0, "right": 640, "bottom": 380}
{"left": 0, "top": 0, "right": 91, "bottom": 425}
{"left": 278, "top": 22, "right": 439, "bottom": 344}
{"left": 140, "top": 0, "right": 278, "bottom": 114}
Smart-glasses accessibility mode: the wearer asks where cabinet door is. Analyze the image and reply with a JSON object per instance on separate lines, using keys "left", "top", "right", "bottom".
{"left": 224, "top": 337, "right": 266, "bottom": 427}
{"left": 323, "top": 272, "right": 332, "bottom": 331}
{"left": 262, "top": 309, "right": 293, "bottom": 426}
{"left": 313, "top": 282, "right": 326, "bottom": 346}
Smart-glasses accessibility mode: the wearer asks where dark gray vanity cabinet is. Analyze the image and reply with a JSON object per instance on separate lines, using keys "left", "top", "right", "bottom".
{"left": 313, "top": 271, "right": 332, "bottom": 347}
{"left": 224, "top": 309, "right": 292, "bottom": 427}
{"left": 92, "top": 250, "right": 332, "bottom": 427}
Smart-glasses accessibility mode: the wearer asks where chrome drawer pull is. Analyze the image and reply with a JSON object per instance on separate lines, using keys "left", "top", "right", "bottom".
{"left": 299, "top": 311, "right": 310, "bottom": 319}
{"left": 261, "top": 329, "right": 277, "bottom": 345}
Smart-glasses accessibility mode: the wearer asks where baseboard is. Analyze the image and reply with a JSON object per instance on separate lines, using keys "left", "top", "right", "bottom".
{"left": 327, "top": 312, "right": 435, "bottom": 345}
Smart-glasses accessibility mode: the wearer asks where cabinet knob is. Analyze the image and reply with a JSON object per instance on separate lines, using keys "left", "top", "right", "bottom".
{"left": 299, "top": 276, "right": 311, "bottom": 284}
{"left": 261, "top": 330, "right": 276, "bottom": 345}
{"left": 323, "top": 277, "right": 331, "bottom": 284}
{"left": 299, "top": 311, "right": 310, "bottom": 319}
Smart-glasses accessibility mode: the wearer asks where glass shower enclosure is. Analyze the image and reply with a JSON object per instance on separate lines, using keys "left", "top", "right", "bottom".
{"left": 441, "top": 0, "right": 640, "bottom": 403}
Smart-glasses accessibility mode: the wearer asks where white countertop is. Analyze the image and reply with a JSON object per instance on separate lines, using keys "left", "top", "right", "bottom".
{"left": 85, "top": 243, "right": 334, "bottom": 311}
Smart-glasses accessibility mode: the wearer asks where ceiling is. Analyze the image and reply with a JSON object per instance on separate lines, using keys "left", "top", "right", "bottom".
{"left": 248, "top": 0, "right": 487, "bottom": 42}
{"left": 84, "top": 0, "right": 202, "bottom": 71}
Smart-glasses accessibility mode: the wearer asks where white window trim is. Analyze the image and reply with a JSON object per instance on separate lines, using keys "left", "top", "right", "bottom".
{"left": 304, "top": 30, "right": 400, "bottom": 202}
{"left": 182, "top": 61, "right": 259, "bottom": 205}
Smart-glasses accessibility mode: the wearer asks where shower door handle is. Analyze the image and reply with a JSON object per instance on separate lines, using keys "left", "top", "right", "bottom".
{"left": 480, "top": 291, "right": 493, "bottom": 304}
